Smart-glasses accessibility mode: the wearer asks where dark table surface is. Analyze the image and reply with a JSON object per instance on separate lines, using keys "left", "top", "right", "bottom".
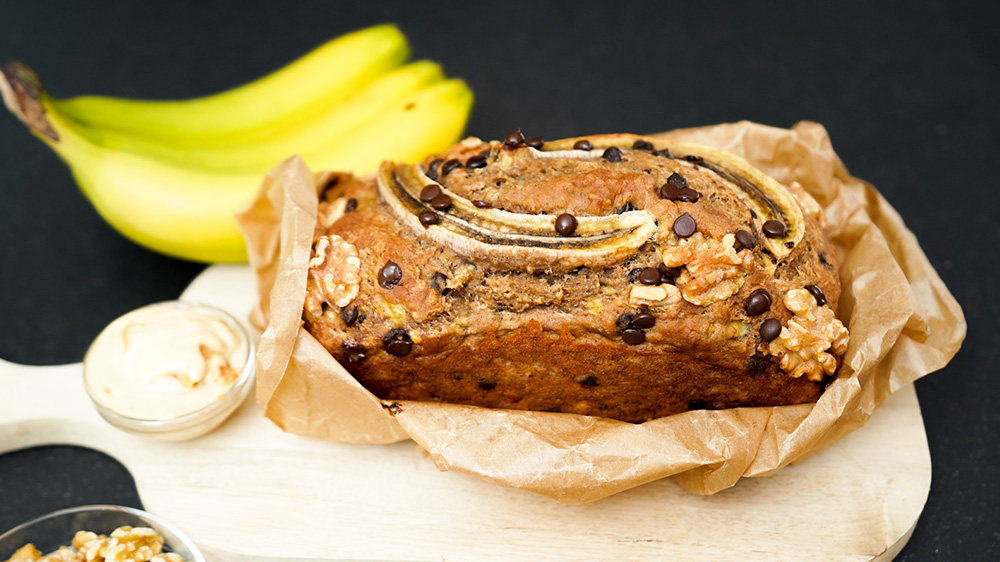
{"left": 1, "top": 1, "right": 996, "bottom": 560}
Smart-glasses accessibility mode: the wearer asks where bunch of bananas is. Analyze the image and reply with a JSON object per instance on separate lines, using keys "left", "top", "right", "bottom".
{"left": 0, "top": 25, "right": 473, "bottom": 262}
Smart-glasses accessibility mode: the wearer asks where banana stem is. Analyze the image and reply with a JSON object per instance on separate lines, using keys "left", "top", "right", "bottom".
{"left": 0, "top": 61, "right": 59, "bottom": 141}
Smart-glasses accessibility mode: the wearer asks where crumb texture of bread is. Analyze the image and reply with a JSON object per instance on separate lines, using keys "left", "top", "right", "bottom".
{"left": 303, "top": 134, "right": 848, "bottom": 423}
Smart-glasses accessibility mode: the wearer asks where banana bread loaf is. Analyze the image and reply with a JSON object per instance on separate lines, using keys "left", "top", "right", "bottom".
{"left": 302, "top": 133, "right": 849, "bottom": 423}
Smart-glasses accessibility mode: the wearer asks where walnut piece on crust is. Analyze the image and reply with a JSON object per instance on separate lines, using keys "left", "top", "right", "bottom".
{"left": 660, "top": 233, "right": 754, "bottom": 306}
{"left": 306, "top": 234, "right": 362, "bottom": 314}
{"left": 768, "top": 288, "right": 850, "bottom": 381}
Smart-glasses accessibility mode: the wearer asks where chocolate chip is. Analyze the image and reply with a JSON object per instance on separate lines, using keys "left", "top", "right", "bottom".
{"left": 344, "top": 198, "right": 358, "bottom": 212}
{"left": 340, "top": 305, "right": 359, "bottom": 326}
{"left": 632, "top": 311, "right": 656, "bottom": 329}
{"left": 805, "top": 284, "right": 828, "bottom": 307}
{"left": 660, "top": 182, "right": 680, "bottom": 200}
{"left": 425, "top": 158, "right": 444, "bottom": 181}
{"left": 653, "top": 149, "right": 674, "bottom": 158}
{"left": 472, "top": 199, "right": 491, "bottom": 208}
{"left": 478, "top": 378, "right": 497, "bottom": 390}
{"left": 555, "top": 213, "right": 577, "bottom": 236}
{"left": 677, "top": 187, "right": 701, "bottom": 202}
{"left": 632, "top": 139, "right": 654, "bottom": 151}
{"left": 577, "top": 375, "right": 600, "bottom": 387}
{"left": 667, "top": 172, "right": 688, "bottom": 189}
{"left": 419, "top": 184, "right": 441, "bottom": 202}
{"left": 618, "top": 201, "right": 637, "bottom": 213}
{"left": 735, "top": 229, "right": 756, "bottom": 251}
{"left": 657, "top": 263, "right": 681, "bottom": 280}
{"left": 745, "top": 289, "right": 772, "bottom": 316}
{"left": 673, "top": 212, "right": 697, "bottom": 238}
{"left": 503, "top": 129, "right": 525, "bottom": 148}
{"left": 785, "top": 241, "right": 795, "bottom": 249}
{"left": 378, "top": 260, "right": 402, "bottom": 289}
{"left": 383, "top": 329, "right": 413, "bottom": 357}
{"left": 622, "top": 328, "right": 646, "bottom": 345}
{"left": 431, "top": 193, "right": 452, "bottom": 211}
{"left": 524, "top": 137, "right": 544, "bottom": 149}
{"left": 573, "top": 139, "right": 593, "bottom": 150}
{"left": 441, "top": 158, "right": 462, "bottom": 175}
{"left": 342, "top": 341, "right": 366, "bottom": 364}
{"left": 466, "top": 154, "right": 488, "bottom": 169}
{"left": 418, "top": 210, "right": 439, "bottom": 227}
{"left": 430, "top": 272, "right": 449, "bottom": 295}
{"left": 683, "top": 154, "right": 705, "bottom": 165}
{"left": 762, "top": 220, "right": 786, "bottom": 238}
{"left": 760, "top": 318, "right": 782, "bottom": 342}
{"left": 602, "top": 146, "right": 623, "bottom": 162}
{"left": 638, "top": 267, "right": 662, "bottom": 285}
{"left": 616, "top": 312, "right": 634, "bottom": 332}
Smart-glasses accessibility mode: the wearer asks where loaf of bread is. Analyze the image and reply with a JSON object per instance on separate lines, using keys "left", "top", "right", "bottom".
{"left": 302, "top": 133, "right": 849, "bottom": 423}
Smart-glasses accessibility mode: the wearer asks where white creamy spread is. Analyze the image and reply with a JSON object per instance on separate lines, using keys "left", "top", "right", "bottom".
{"left": 84, "top": 304, "right": 248, "bottom": 420}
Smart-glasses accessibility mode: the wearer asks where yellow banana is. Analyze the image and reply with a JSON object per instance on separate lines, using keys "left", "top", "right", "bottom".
{"left": 70, "top": 60, "right": 448, "bottom": 172}
{"left": 54, "top": 24, "right": 410, "bottom": 147}
{"left": 1, "top": 62, "right": 473, "bottom": 263}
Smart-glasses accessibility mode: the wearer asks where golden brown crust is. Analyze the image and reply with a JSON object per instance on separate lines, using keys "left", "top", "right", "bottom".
{"left": 302, "top": 134, "right": 847, "bottom": 423}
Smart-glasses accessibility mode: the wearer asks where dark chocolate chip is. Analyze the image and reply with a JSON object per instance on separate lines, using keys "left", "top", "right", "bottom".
{"left": 762, "top": 220, "right": 786, "bottom": 238}
{"left": 735, "top": 229, "right": 756, "bottom": 251}
{"left": 653, "top": 149, "right": 674, "bottom": 158}
{"left": 638, "top": 267, "right": 662, "bottom": 286}
{"left": 419, "top": 184, "right": 442, "bottom": 202}
{"left": 573, "top": 139, "right": 593, "bottom": 151}
{"left": 478, "top": 378, "right": 497, "bottom": 390}
{"left": 425, "top": 158, "right": 444, "bottom": 181}
{"left": 503, "top": 129, "right": 525, "bottom": 148}
{"left": 760, "top": 318, "right": 782, "bottom": 342}
{"left": 785, "top": 241, "right": 795, "bottom": 249}
{"left": 616, "top": 312, "right": 634, "bottom": 333}
{"left": 418, "top": 210, "right": 439, "bottom": 227}
{"left": 466, "top": 154, "right": 488, "bottom": 169}
{"left": 340, "top": 305, "right": 359, "bottom": 326}
{"left": 431, "top": 193, "right": 453, "bottom": 211}
{"left": 344, "top": 198, "right": 358, "bottom": 212}
{"left": 472, "top": 199, "right": 491, "bottom": 208}
{"left": 555, "top": 213, "right": 577, "bottom": 236}
{"left": 667, "top": 172, "right": 688, "bottom": 188}
{"left": 632, "top": 139, "right": 654, "bottom": 151}
{"left": 660, "top": 182, "right": 680, "bottom": 200}
{"left": 621, "top": 328, "right": 646, "bottom": 345}
{"left": 627, "top": 268, "right": 643, "bottom": 284}
{"left": 383, "top": 328, "right": 413, "bottom": 357}
{"left": 805, "top": 284, "right": 828, "bottom": 307}
{"left": 677, "top": 187, "right": 701, "bottom": 202}
{"left": 378, "top": 260, "right": 402, "bottom": 289}
{"left": 673, "top": 212, "right": 697, "bottom": 238}
{"left": 430, "top": 272, "right": 449, "bottom": 295}
{"left": 525, "top": 137, "right": 544, "bottom": 149}
{"left": 632, "top": 311, "right": 656, "bottom": 329}
{"left": 577, "top": 375, "right": 600, "bottom": 387}
{"left": 602, "top": 146, "right": 623, "bottom": 162}
{"left": 342, "top": 341, "right": 366, "bottom": 364}
{"left": 683, "top": 154, "right": 705, "bottom": 165}
{"left": 441, "top": 158, "right": 462, "bottom": 175}
{"left": 745, "top": 289, "right": 772, "bottom": 316}
{"left": 618, "top": 201, "right": 637, "bottom": 213}
{"left": 657, "top": 263, "right": 681, "bottom": 279}
{"left": 688, "top": 399, "right": 708, "bottom": 411}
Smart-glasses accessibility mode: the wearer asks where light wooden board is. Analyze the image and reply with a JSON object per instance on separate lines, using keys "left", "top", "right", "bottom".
{"left": 0, "top": 265, "right": 931, "bottom": 562}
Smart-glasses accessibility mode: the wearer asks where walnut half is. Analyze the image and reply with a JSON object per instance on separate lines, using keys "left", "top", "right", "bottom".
{"left": 767, "top": 288, "right": 850, "bottom": 381}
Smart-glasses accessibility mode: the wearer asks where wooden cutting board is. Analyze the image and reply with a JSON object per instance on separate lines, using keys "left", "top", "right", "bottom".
{"left": 0, "top": 265, "right": 931, "bottom": 562}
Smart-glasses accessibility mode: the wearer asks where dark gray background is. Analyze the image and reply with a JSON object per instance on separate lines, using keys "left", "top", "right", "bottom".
{"left": 1, "top": 1, "right": 997, "bottom": 559}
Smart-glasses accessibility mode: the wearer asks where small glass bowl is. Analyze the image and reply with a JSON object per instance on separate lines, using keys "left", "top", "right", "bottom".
{"left": 0, "top": 505, "right": 206, "bottom": 561}
{"left": 83, "top": 300, "right": 255, "bottom": 441}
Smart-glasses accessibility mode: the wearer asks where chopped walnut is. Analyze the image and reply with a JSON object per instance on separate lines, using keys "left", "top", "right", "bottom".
{"left": 7, "top": 543, "right": 42, "bottom": 561}
{"left": 629, "top": 284, "right": 681, "bottom": 305}
{"left": 660, "top": 233, "right": 753, "bottom": 306}
{"left": 767, "top": 288, "right": 850, "bottom": 381}
{"left": 317, "top": 196, "right": 348, "bottom": 229}
{"left": 307, "top": 235, "right": 362, "bottom": 312}
{"left": 38, "top": 548, "right": 82, "bottom": 562}
{"left": 6, "top": 527, "right": 189, "bottom": 562}
{"left": 787, "top": 181, "right": 825, "bottom": 228}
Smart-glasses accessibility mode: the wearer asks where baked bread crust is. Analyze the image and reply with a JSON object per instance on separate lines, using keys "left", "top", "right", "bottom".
{"left": 302, "top": 134, "right": 848, "bottom": 423}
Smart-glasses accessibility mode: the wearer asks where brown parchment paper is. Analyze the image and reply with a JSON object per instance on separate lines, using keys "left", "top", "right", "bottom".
{"left": 235, "top": 121, "right": 965, "bottom": 502}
